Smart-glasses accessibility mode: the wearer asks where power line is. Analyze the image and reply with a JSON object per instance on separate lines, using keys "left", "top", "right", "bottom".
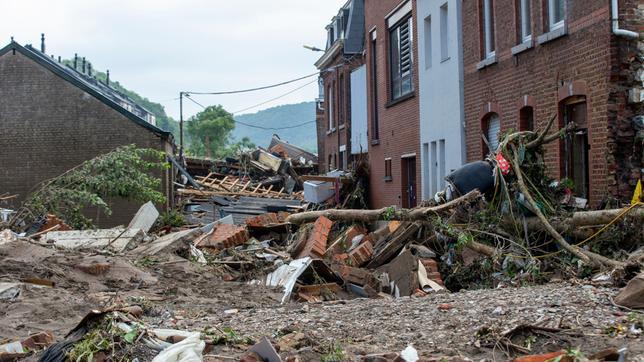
{"left": 185, "top": 72, "right": 319, "bottom": 95}
{"left": 183, "top": 94, "right": 316, "bottom": 131}
{"left": 232, "top": 78, "right": 318, "bottom": 114}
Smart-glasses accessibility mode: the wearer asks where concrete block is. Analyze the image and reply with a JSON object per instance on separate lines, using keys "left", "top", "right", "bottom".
{"left": 127, "top": 201, "right": 159, "bottom": 233}
{"left": 42, "top": 228, "right": 145, "bottom": 252}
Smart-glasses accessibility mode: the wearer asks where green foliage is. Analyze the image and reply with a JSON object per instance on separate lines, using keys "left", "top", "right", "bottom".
{"left": 22, "top": 145, "right": 167, "bottom": 229}
{"left": 158, "top": 208, "right": 187, "bottom": 228}
{"left": 186, "top": 105, "right": 236, "bottom": 158}
{"left": 321, "top": 341, "right": 347, "bottom": 362}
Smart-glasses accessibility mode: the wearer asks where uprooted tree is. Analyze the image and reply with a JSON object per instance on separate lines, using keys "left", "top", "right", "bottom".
{"left": 288, "top": 114, "right": 643, "bottom": 278}
{"left": 9, "top": 145, "right": 168, "bottom": 230}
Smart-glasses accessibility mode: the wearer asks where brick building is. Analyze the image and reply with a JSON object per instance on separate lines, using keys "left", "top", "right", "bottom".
{"left": 462, "top": 0, "right": 643, "bottom": 206}
{"left": 365, "top": 0, "right": 421, "bottom": 208}
{"left": 315, "top": 0, "right": 367, "bottom": 173}
{"left": 0, "top": 41, "right": 175, "bottom": 226}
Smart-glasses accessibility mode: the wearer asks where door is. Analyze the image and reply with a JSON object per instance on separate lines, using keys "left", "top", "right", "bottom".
{"left": 563, "top": 99, "right": 589, "bottom": 199}
{"left": 401, "top": 156, "right": 417, "bottom": 208}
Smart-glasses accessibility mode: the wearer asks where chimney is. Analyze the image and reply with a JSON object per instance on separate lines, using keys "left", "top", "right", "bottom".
{"left": 74, "top": 54, "right": 78, "bottom": 69}
{"left": 106, "top": 70, "right": 110, "bottom": 86}
{"left": 87, "top": 62, "right": 92, "bottom": 76}
{"left": 58, "top": 55, "right": 61, "bottom": 62}
{"left": 10, "top": 36, "right": 14, "bottom": 42}
{"left": 40, "top": 33, "right": 45, "bottom": 53}
{"left": 82, "top": 57, "right": 86, "bottom": 73}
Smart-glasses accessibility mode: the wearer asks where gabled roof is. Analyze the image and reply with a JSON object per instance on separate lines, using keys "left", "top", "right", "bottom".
{"left": 0, "top": 41, "right": 171, "bottom": 139}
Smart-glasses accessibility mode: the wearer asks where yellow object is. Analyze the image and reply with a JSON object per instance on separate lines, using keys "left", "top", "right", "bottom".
{"left": 632, "top": 179, "right": 642, "bottom": 205}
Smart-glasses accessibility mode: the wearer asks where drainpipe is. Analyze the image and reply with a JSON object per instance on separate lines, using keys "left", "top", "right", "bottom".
{"left": 611, "top": 0, "right": 639, "bottom": 39}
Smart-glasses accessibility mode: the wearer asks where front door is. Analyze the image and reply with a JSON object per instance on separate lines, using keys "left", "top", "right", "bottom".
{"left": 401, "top": 157, "right": 417, "bottom": 208}
{"left": 563, "top": 99, "right": 589, "bottom": 199}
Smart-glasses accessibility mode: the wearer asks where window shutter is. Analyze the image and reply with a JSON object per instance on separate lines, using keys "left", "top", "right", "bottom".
{"left": 487, "top": 115, "right": 501, "bottom": 152}
{"left": 399, "top": 18, "right": 411, "bottom": 75}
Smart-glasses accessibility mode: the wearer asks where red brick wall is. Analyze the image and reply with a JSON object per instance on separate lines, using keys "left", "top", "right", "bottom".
{"left": 365, "top": 0, "right": 421, "bottom": 208}
{"left": 0, "top": 49, "right": 173, "bottom": 227}
{"left": 462, "top": 0, "right": 640, "bottom": 205}
{"left": 317, "top": 48, "right": 365, "bottom": 173}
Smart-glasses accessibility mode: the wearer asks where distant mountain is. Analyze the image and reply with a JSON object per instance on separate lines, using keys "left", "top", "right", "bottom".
{"left": 232, "top": 102, "right": 317, "bottom": 153}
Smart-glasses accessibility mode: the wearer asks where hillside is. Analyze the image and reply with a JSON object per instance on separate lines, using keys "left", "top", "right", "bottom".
{"left": 232, "top": 102, "right": 317, "bottom": 152}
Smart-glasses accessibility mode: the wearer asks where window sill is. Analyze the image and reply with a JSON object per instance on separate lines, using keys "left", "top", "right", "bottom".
{"left": 440, "top": 56, "right": 451, "bottom": 63}
{"left": 537, "top": 25, "right": 567, "bottom": 45}
{"left": 385, "top": 91, "right": 415, "bottom": 108}
{"left": 338, "top": 124, "right": 345, "bottom": 130}
{"left": 384, "top": 176, "right": 393, "bottom": 182}
{"left": 476, "top": 55, "right": 497, "bottom": 70}
{"left": 326, "top": 127, "right": 337, "bottom": 135}
{"left": 511, "top": 39, "right": 533, "bottom": 55}
{"left": 371, "top": 139, "right": 380, "bottom": 146}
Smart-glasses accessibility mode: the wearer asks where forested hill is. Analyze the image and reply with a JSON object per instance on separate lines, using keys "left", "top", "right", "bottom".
{"left": 232, "top": 102, "right": 317, "bottom": 152}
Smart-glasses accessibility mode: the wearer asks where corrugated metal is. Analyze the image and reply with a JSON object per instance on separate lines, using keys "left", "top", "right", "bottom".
{"left": 487, "top": 115, "right": 500, "bottom": 152}
{"left": 350, "top": 65, "right": 368, "bottom": 154}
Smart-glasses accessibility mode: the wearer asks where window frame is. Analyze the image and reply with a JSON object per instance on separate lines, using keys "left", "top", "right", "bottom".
{"left": 369, "top": 31, "right": 380, "bottom": 141}
{"left": 384, "top": 158, "right": 393, "bottom": 181}
{"left": 327, "top": 84, "right": 334, "bottom": 131}
{"left": 389, "top": 15, "right": 414, "bottom": 101}
{"left": 518, "top": 0, "right": 532, "bottom": 43}
{"left": 548, "top": 0, "right": 565, "bottom": 31}
{"left": 440, "top": 3, "right": 449, "bottom": 61}
{"left": 482, "top": 0, "right": 495, "bottom": 59}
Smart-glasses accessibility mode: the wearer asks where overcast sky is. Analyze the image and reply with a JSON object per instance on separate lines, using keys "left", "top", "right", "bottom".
{"left": 0, "top": 0, "right": 346, "bottom": 119}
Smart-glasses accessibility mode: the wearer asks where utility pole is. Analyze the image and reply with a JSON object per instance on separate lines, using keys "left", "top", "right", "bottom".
{"left": 179, "top": 91, "right": 184, "bottom": 158}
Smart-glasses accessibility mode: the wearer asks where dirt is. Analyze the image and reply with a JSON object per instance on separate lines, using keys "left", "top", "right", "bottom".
{"left": 1, "top": 238, "right": 642, "bottom": 361}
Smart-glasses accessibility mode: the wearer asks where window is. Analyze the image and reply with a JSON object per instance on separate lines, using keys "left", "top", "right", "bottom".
{"left": 519, "top": 106, "right": 534, "bottom": 131}
{"left": 483, "top": 113, "right": 500, "bottom": 155}
{"left": 384, "top": 158, "right": 392, "bottom": 181}
{"left": 518, "top": 0, "right": 531, "bottom": 42}
{"left": 370, "top": 32, "right": 380, "bottom": 140}
{"left": 390, "top": 15, "right": 414, "bottom": 100}
{"left": 327, "top": 83, "right": 334, "bottom": 130}
{"left": 339, "top": 150, "right": 345, "bottom": 170}
{"left": 328, "top": 154, "right": 332, "bottom": 171}
{"left": 561, "top": 97, "right": 589, "bottom": 199}
{"left": 548, "top": 0, "right": 564, "bottom": 30}
{"left": 423, "top": 16, "right": 432, "bottom": 69}
{"left": 481, "top": 0, "right": 495, "bottom": 59}
{"left": 440, "top": 3, "right": 449, "bottom": 61}
{"left": 339, "top": 74, "right": 345, "bottom": 125}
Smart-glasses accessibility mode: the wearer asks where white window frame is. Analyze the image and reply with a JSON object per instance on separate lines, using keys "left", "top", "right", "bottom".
{"left": 440, "top": 3, "right": 449, "bottom": 61}
{"left": 483, "top": 0, "right": 495, "bottom": 59}
{"left": 548, "top": 0, "right": 565, "bottom": 31}
{"left": 519, "top": 0, "right": 532, "bottom": 43}
{"left": 327, "top": 85, "right": 334, "bottom": 130}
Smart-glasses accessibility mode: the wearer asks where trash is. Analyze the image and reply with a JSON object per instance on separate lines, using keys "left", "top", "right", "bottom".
{"left": 128, "top": 201, "right": 160, "bottom": 233}
{"left": 0, "top": 331, "right": 54, "bottom": 360}
{"left": 400, "top": 344, "right": 419, "bottom": 362}
{"left": 0, "top": 282, "right": 21, "bottom": 300}
{"left": 247, "top": 336, "right": 282, "bottom": 362}
{"left": 42, "top": 227, "right": 145, "bottom": 252}
{"left": 130, "top": 228, "right": 203, "bottom": 256}
{"left": 152, "top": 332, "right": 204, "bottom": 362}
{"left": 266, "top": 257, "right": 342, "bottom": 303}
{"left": 0, "top": 229, "right": 17, "bottom": 245}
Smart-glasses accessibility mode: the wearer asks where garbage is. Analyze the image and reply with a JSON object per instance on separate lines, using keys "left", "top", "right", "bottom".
{"left": 0, "top": 282, "right": 21, "bottom": 300}
{"left": 0, "top": 331, "right": 54, "bottom": 360}
{"left": 41, "top": 227, "right": 146, "bottom": 252}
{"left": 152, "top": 332, "right": 204, "bottom": 362}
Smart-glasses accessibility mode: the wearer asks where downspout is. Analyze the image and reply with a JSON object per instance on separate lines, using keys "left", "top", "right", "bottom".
{"left": 611, "top": 0, "right": 639, "bottom": 39}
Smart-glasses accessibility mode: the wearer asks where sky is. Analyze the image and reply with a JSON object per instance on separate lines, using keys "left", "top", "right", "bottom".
{"left": 0, "top": 0, "right": 346, "bottom": 119}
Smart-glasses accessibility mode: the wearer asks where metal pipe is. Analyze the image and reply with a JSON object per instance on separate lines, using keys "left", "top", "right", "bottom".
{"left": 611, "top": 0, "right": 639, "bottom": 39}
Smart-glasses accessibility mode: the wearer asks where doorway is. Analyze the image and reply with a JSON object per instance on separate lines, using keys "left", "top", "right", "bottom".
{"left": 401, "top": 156, "right": 417, "bottom": 208}
{"left": 562, "top": 98, "right": 589, "bottom": 199}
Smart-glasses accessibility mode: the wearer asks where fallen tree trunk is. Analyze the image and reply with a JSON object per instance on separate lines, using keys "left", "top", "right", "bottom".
{"left": 287, "top": 190, "right": 481, "bottom": 224}
{"left": 509, "top": 144, "right": 624, "bottom": 268}
{"left": 507, "top": 207, "right": 644, "bottom": 236}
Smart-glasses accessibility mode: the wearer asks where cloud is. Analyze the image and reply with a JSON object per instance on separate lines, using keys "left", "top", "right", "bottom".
{"left": 0, "top": 0, "right": 346, "bottom": 118}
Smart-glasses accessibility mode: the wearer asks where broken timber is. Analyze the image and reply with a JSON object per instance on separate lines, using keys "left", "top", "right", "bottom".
{"left": 286, "top": 190, "right": 481, "bottom": 224}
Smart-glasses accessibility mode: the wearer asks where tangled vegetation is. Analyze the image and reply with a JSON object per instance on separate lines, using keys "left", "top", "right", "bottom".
{"left": 13, "top": 145, "right": 168, "bottom": 229}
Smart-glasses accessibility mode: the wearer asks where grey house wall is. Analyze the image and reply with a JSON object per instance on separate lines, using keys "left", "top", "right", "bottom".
{"left": 0, "top": 49, "right": 173, "bottom": 227}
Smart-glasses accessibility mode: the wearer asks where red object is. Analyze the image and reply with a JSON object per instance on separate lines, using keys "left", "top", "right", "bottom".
{"left": 438, "top": 303, "right": 453, "bottom": 311}
{"left": 496, "top": 153, "right": 511, "bottom": 176}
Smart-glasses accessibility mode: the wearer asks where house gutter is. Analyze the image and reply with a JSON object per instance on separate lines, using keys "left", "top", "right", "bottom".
{"left": 611, "top": 0, "right": 639, "bottom": 39}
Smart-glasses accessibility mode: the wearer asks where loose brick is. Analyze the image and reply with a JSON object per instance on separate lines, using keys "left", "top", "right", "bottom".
{"left": 348, "top": 240, "right": 374, "bottom": 267}
{"left": 297, "top": 216, "right": 333, "bottom": 259}
{"left": 197, "top": 224, "right": 249, "bottom": 250}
